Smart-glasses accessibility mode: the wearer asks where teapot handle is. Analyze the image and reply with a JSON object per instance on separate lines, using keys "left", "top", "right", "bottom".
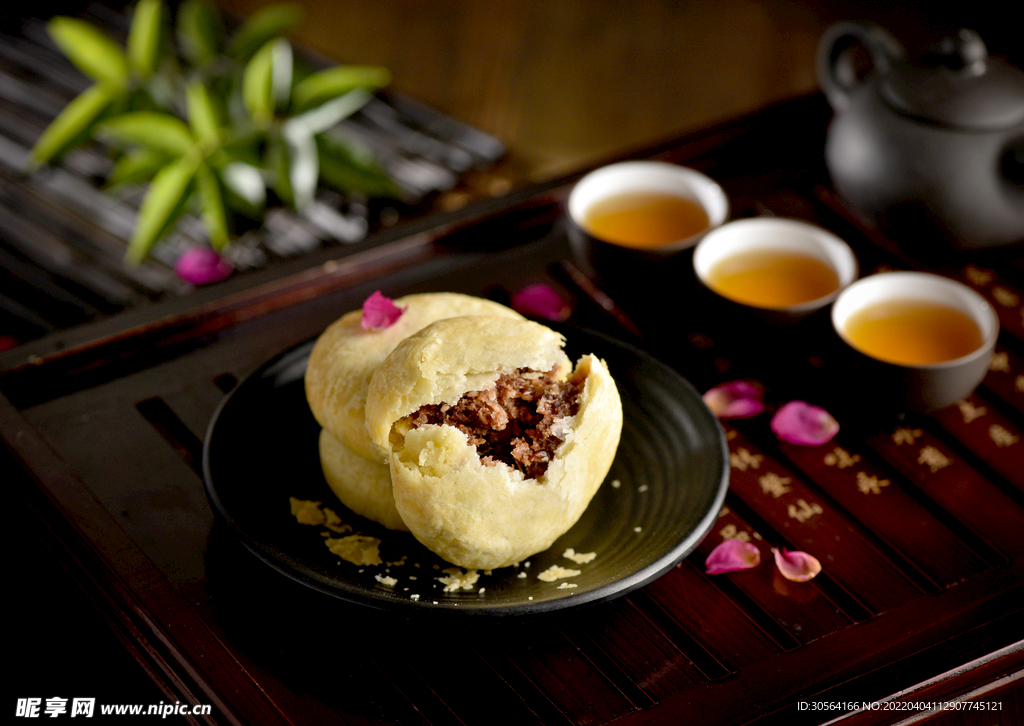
{"left": 817, "top": 22, "right": 906, "bottom": 111}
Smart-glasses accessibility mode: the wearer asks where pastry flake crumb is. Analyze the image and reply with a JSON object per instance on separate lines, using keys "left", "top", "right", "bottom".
{"left": 410, "top": 593, "right": 420, "bottom": 601}
{"left": 557, "top": 582, "right": 578, "bottom": 589}
{"left": 289, "top": 497, "right": 325, "bottom": 525}
{"left": 374, "top": 573, "right": 398, "bottom": 587}
{"left": 563, "top": 548, "right": 596, "bottom": 565}
{"left": 638, "top": 484, "right": 649, "bottom": 492}
{"left": 611, "top": 479, "right": 621, "bottom": 488}
{"left": 537, "top": 565, "right": 581, "bottom": 582}
{"left": 517, "top": 571, "right": 527, "bottom": 579}
{"left": 322, "top": 507, "right": 352, "bottom": 533}
{"left": 437, "top": 568, "right": 480, "bottom": 592}
{"left": 325, "top": 534, "right": 383, "bottom": 566}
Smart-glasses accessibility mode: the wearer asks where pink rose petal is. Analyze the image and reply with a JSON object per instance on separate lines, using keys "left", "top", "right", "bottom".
{"left": 703, "top": 381, "right": 765, "bottom": 419}
{"left": 705, "top": 539, "right": 761, "bottom": 575}
{"left": 511, "top": 284, "right": 572, "bottom": 321}
{"left": 770, "top": 400, "right": 839, "bottom": 446}
{"left": 174, "top": 247, "right": 233, "bottom": 285}
{"left": 361, "top": 290, "right": 405, "bottom": 330}
{"left": 773, "top": 547, "right": 822, "bottom": 582}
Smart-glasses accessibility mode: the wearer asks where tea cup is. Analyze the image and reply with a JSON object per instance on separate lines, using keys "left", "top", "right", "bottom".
{"left": 566, "top": 161, "right": 728, "bottom": 279}
{"left": 830, "top": 271, "right": 999, "bottom": 412}
{"left": 692, "top": 217, "right": 858, "bottom": 326}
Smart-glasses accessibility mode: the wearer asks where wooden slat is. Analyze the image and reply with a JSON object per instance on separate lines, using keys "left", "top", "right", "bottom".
{"left": 930, "top": 393, "right": 1024, "bottom": 496}
{"left": 723, "top": 425, "right": 926, "bottom": 614}
{"left": 777, "top": 437, "right": 993, "bottom": 587}
{"left": 639, "top": 562, "right": 793, "bottom": 665}
{"left": 866, "top": 422, "right": 1024, "bottom": 560}
{"left": 692, "top": 501, "right": 857, "bottom": 640}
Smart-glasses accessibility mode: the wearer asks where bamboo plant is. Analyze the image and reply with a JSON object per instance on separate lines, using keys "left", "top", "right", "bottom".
{"left": 28, "top": 0, "right": 398, "bottom": 266}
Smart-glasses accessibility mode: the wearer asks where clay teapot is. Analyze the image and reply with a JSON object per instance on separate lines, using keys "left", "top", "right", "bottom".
{"left": 817, "top": 22, "right": 1024, "bottom": 250}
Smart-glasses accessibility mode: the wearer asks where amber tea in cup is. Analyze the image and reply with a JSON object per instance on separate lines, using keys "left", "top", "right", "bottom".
{"left": 704, "top": 248, "right": 842, "bottom": 308}
{"left": 581, "top": 191, "right": 710, "bottom": 249}
{"left": 841, "top": 298, "right": 985, "bottom": 366}
{"left": 568, "top": 161, "right": 729, "bottom": 255}
{"left": 692, "top": 218, "right": 857, "bottom": 321}
{"left": 831, "top": 272, "right": 999, "bottom": 411}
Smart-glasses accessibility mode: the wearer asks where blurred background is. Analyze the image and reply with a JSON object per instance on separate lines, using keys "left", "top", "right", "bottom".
{"left": 11, "top": 0, "right": 1018, "bottom": 191}
{"left": 209, "top": 0, "right": 1017, "bottom": 188}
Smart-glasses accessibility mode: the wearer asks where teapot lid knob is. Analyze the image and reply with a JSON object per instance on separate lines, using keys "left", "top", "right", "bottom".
{"left": 880, "top": 28, "right": 1024, "bottom": 131}
{"left": 939, "top": 29, "right": 987, "bottom": 74}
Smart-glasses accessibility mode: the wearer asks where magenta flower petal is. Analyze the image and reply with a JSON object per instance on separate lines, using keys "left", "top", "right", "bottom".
{"left": 361, "top": 290, "right": 405, "bottom": 330}
{"left": 770, "top": 400, "right": 839, "bottom": 446}
{"left": 174, "top": 247, "right": 233, "bottom": 285}
{"left": 773, "top": 547, "right": 822, "bottom": 582}
{"left": 705, "top": 539, "right": 761, "bottom": 575}
{"left": 511, "top": 284, "right": 572, "bottom": 321}
{"left": 703, "top": 381, "right": 765, "bottom": 419}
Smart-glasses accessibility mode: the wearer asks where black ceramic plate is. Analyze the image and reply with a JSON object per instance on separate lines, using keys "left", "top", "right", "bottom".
{"left": 203, "top": 327, "right": 728, "bottom": 615}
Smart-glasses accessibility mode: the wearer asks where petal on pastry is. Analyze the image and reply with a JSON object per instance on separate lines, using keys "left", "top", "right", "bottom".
{"left": 705, "top": 539, "right": 761, "bottom": 574}
{"left": 361, "top": 290, "right": 405, "bottom": 330}
{"left": 770, "top": 400, "right": 839, "bottom": 446}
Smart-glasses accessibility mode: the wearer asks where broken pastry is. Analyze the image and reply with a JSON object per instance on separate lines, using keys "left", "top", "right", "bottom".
{"left": 365, "top": 316, "right": 622, "bottom": 569}
{"left": 305, "top": 293, "right": 523, "bottom": 529}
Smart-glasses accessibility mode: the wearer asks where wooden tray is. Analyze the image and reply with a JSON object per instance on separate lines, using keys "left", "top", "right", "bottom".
{"left": 3, "top": 94, "right": 1022, "bottom": 725}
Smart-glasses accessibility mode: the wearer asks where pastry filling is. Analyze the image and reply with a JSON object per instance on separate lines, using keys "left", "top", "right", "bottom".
{"left": 406, "top": 368, "right": 583, "bottom": 478}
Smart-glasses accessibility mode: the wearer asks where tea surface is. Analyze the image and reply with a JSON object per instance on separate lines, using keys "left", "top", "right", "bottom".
{"left": 843, "top": 299, "right": 984, "bottom": 366}
{"left": 705, "top": 249, "right": 840, "bottom": 308}
{"left": 582, "top": 191, "right": 709, "bottom": 248}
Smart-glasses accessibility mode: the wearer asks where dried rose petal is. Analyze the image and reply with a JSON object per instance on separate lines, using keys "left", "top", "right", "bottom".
{"left": 703, "top": 381, "right": 765, "bottom": 419}
{"left": 770, "top": 400, "right": 839, "bottom": 446}
{"left": 511, "top": 284, "right": 572, "bottom": 321}
{"left": 361, "top": 290, "right": 405, "bottom": 330}
{"left": 705, "top": 539, "right": 761, "bottom": 575}
{"left": 773, "top": 547, "right": 822, "bottom": 582}
{"left": 174, "top": 247, "right": 233, "bottom": 285}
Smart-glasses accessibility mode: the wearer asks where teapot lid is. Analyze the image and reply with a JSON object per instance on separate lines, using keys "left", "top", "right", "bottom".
{"left": 879, "top": 30, "right": 1024, "bottom": 131}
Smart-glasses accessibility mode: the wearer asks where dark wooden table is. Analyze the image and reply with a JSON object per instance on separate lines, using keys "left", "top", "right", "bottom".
{"left": 4, "top": 94, "right": 1023, "bottom": 725}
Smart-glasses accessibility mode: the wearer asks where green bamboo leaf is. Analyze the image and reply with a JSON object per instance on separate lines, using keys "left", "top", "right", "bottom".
{"left": 176, "top": 0, "right": 224, "bottom": 67}
{"left": 226, "top": 3, "right": 304, "bottom": 62}
{"left": 47, "top": 17, "right": 129, "bottom": 87}
{"left": 283, "top": 125, "right": 318, "bottom": 211}
{"left": 242, "top": 40, "right": 275, "bottom": 126}
{"left": 105, "top": 146, "right": 173, "bottom": 188}
{"left": 316, "top": 132, "right": 400, "bottom": 198}
{"left": 126, "top": 156, "right": 198, "bottom": 263}
{"left": 286, "top": 88, "right": 372, "bottom": 137}
{"left": 186, "top": 81, "right": 221, "bottom": 147}
{"left": 291, "top": 65, "right": 390, "bottom": 113}
{"left": 127, "top": 0, "right": 163, "bottom": 78}
{"left": 270, "top": 38, "right": 293, "bottom": 110}
{"left": 196, "top": 161, "right": 230, "bottom": 249}
{"left": 98, "top": 111, "right": 194, "bottom": 155}
{"left": 28, "top": 84, "right": 115, "bottom": 168}
{"left": 266, "top": 133, "right": 293, "bottom": 208}
{"left": 218, "top": 160, "right": 266, "bottom": 218}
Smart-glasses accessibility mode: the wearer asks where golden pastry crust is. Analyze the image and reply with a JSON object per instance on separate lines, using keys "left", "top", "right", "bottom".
{"left": 365, "top": 316, "right": 623, "bottom": 569}
{"left": 318, "top": 428, "right": 409, "bottom": 531}
{"left": 305, "top": 293, "right": 522, "bottom": 463}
